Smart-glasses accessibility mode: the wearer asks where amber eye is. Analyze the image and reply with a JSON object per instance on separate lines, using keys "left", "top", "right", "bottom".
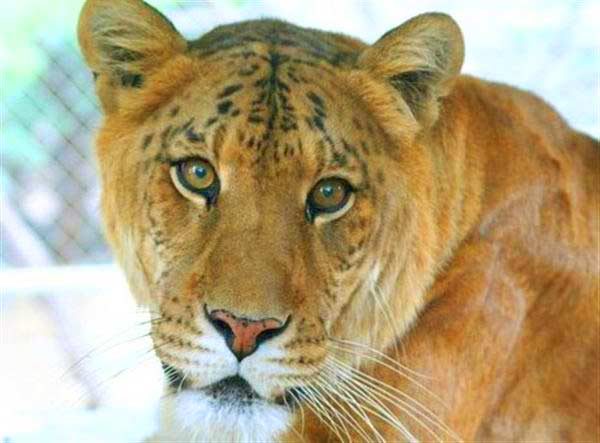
{"left": 171, "top": 158, "right": 220, "bottom": 205}
{"left": 306, "top": 177, "right": 353, "bottom": 222}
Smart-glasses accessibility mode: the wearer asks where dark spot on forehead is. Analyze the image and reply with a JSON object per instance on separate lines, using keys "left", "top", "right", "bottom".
{"left": 186, "top": 126, "right": 205, "bottom": 143}
{"left": 141, "top": 133, "right": 154, "bottom": 150}
{"left": 332, "top": 152, "right": 347, "bottom": 167}
{"left": 217, "top": 100, "right": 233, "bottom": 115}
{"left": 160, "top": 125, "right": 173, "bottom": 148}
{"left": 281, "top": 117, "right": 297, "bottom": 132}
{"left": 305, "top": 116, "right": 314, "bottom": 130}
{"left": 218, "top": 84, "right": 244, "bottom": 98}
{"left": 181, "top": 117, "right": 195, "bottom": 130}
{"left": 169, "top": 106, "right": 180, "bottom": 117}
{"left": 306, "top": 91, "right": 325, "bottom": 109}
{"left": 205, "top": 117, "right": 218, "bottom": 128}
{"left": 313, "top": 115, "right": 325, "bottom": 131}
{"left": 314, "top": 106, "right": 326, "bottom": 118}
{"left": 283, "top": 142, "right": 295, "bottom": 156}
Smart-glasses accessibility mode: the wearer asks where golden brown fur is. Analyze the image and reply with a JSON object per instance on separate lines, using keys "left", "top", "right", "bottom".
{"left": 78, "top": 1, "right": 599, "bottom": 441}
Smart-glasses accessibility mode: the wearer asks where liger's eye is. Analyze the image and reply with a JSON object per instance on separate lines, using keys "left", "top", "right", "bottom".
{"left": 170, "top": 158, "right": 220, "bottom": 205}
{"left": 306, "top": 177, "right": 354, "bottom": 222}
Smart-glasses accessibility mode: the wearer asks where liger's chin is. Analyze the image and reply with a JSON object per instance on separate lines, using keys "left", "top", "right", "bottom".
{"left": 153, "top": 376, "right": 294, "bottom": 443}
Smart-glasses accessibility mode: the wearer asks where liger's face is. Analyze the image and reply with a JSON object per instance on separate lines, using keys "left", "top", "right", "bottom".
{"left": 115, "top": 44, "right": 399, "bottom": 408}
{"left": 82, "top": 3, "right": 452, "bottom": 438}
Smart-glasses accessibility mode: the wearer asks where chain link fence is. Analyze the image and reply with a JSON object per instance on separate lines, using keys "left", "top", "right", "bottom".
{"left": 3, "top": 41, "right": 104, "bottom": 268}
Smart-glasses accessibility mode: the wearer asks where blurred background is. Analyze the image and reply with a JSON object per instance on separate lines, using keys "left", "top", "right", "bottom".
{"left": 1, "top": 0, "right": 598, "bottom": 441}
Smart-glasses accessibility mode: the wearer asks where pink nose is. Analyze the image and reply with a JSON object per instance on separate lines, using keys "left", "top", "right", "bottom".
{"left": 205, "top": 307, "right": 289, "bottom": 360}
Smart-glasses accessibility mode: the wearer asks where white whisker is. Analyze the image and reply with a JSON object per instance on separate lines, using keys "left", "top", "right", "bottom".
{"left": 325, "top": 357, "right": 460, "bottom": 442}
{"left": 314, "top": 370, "right": 383, "bottom": 443}
{"left": 296, "top": 385, "right": 345, "bottom": 442}
{"left": 328, "top": 339, "right": 447, "bottom": 409}
{"left": 323, "top": 360, "right": 419, "bottom": 443}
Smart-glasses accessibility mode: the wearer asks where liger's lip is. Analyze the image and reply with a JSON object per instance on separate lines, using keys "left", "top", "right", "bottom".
{"left": 160, "top": 362, "right": 304, "bottom": 408}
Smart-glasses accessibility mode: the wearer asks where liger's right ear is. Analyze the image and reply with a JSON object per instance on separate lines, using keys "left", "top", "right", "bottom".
{"left": 77, "top": 0, "right": 186, "bottom": 113}
{"left": 352, "top": 13, "right": 464, "bottom": 134}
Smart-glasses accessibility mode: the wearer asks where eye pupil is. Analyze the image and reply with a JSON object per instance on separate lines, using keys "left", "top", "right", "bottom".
{"left": 321, "top": 185, "right": 334, "bottom": 198}
{"left": 193, "top": 166, "right": 207, "bottom": 178}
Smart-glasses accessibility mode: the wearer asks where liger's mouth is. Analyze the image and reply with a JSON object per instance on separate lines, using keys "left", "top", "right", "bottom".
{"left": 204, "top": 375, "right": 259, "bottom": 404}
{"left": 161, "top": 362, "right": 303, "bottom": 408}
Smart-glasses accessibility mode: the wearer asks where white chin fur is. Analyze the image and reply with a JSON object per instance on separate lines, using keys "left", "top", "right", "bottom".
{"left": 149, "top": 390, "right": 292, "bottom": 443}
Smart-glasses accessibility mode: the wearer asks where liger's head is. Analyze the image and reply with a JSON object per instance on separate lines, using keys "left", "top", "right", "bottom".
{"left": 78, "top": 0, "right": 464, "bottom": 439}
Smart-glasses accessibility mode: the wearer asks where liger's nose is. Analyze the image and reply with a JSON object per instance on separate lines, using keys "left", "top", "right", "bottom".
{"left": 205, "top": 306, "right": 290, "bottom": 361}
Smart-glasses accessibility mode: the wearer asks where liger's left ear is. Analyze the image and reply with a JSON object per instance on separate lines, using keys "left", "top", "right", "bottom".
{"left": 358, "top": 13, "right": 464, "bottom": 128}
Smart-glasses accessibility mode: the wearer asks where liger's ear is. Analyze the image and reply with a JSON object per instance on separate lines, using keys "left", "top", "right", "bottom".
{"left": 77, "top": 0, "right": 186, "bottom": 113}
{"left": 358, "top": 13, "right": 464, "bottom": 127}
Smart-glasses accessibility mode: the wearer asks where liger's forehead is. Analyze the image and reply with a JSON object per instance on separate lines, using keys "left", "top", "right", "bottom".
{"left": 142, "top": 41, "right": 377, "bottom": 187}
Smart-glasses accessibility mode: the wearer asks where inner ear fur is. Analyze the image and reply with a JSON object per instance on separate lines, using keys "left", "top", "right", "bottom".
{"left": 77, "top": 0, "right": 186, "bottom": 113}
{"left": 357, "top": 13, "right": 465, "bottom": 128}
